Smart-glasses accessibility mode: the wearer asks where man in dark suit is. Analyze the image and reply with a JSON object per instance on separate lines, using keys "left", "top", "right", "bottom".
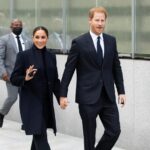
{"left": 0, "top": 19, "right": 32, "bottom": 127}
{"left": 60, "top": 7, "right": 126, "bottom": 150}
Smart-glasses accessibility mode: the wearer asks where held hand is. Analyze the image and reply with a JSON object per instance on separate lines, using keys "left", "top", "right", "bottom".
{"left": 2, "top": 73, "right": 9, "bottom": 81}
{"left": 60, "top": 97, "right": 69, "bottom": 109}
{"left": 118, "top": 94, "right": 126, "bottom": 107}
{"left": 25, "top": 65, "right": 37, "bottom": 81}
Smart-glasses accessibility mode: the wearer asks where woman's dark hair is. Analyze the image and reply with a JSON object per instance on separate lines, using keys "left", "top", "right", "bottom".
{"left": 32, "top": 26, "right": 49, "bottom": 37}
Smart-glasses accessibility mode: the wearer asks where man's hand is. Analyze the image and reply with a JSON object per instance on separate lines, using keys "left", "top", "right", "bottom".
{"left": 118, "top": 94, "right": 126, "bottom": 107}
{"left": 60, "top": 97, "right": 69, "bottom": 109}
{"left": 2, "top": 73, "right": 9, "bottom": 81}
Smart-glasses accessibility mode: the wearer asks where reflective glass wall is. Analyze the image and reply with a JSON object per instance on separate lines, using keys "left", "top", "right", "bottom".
{"left": 136, "top": 0, "right": 150, "bottom": 57}
{"left": 0, "top": 0, "right": 149, "bottom": 58}
{"left": 96, "top": 0, "right": 132, "bottom": 55}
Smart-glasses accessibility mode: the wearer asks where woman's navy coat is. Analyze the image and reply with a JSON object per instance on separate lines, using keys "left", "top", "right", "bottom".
{"left": 10, "top": 46, "right": 60, "bottom": 135}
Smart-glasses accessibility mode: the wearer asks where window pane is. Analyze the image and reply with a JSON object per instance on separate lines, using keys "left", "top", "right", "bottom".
{"left": 2, "top": 0, "right": 150, "bottom": 58}
{"left": 13, "top": 0, "right": 36, "bottom": 39}
{"left": 67, "top": 0, "right": 131, "bottom": 55}
{"left": 136, "top": 0, "right": 150, "bottom": 56}
{"left": 14, "top": 0, "right": 66, "bottom": 53}
{"left": 0, "top": 1, "right": 10, "bottom": 36}
{"left": 37, "top": 0, "right": 64, "bottom": 52}
{"left": 67, "top": 0, "right": 95, "bottom": 40}
{"left": 97, "top": 0, "right": 132, "bottom": 55}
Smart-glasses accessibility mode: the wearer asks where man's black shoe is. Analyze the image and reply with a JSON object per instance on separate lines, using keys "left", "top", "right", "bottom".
{"left": 0, "top": 113, "right": 4, "bottom": 127}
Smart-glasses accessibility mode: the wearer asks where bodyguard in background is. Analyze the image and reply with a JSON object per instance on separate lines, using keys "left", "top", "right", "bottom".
{"left": 0, "top": 19, "right": 32, "bottom": 127}
{"left": 60, "top": 7, "right": 126, "bottom": 150}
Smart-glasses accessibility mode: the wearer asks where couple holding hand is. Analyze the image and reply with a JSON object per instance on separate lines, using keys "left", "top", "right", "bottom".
{"left": 10, "top": 7, "right": 126, "bottom": 150}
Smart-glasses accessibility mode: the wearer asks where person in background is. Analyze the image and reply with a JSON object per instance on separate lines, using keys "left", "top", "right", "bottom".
{"left": 0, "top": 18, "right": 32, "bottom": 127}
{"left": 60, "top": 7, "right": 126, "bottom": 150}
{"left": 48, "top": 17, "right": 71, "bottom": 53}
{"left": 10, "top": 26, "right": 60, "bottom": 150}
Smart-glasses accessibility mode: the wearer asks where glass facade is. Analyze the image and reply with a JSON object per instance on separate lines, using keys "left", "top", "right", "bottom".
{"left": 135, "top": 0, "right": 150, "bottom": 58}
{"left": 0, "top": 0, "right": 149, "bottom": 58}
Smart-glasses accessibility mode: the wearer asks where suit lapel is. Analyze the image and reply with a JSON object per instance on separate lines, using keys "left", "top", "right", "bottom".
{"left": 22, "top": 35, "right": 30, "bottom": 49}
{"left": 102, "top": 34, "right": 109, "bottom": 65}
{"left": 85, "top": 33, "right": 99, "bottom": 66}
{"left": 10, "top": 34, "right": 18, "bottom": 53}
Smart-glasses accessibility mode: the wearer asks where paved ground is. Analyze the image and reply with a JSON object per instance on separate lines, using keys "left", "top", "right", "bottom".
{"left": 0, "top": 120, "right": 124, "bottom": 150}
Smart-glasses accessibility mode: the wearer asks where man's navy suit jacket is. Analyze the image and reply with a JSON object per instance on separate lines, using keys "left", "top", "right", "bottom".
{"left": 60, "top": 32, "right": 125, "bottom": 104}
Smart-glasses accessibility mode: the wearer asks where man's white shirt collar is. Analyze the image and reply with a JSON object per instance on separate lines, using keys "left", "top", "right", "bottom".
{"left": 89, "top": 31, "right": 104, "bottom": 57}
{"left": 90, "top": 31, "right": 103, "bottom": 41}
{"left": 11, "top": 32, "right": 22, "bottom": 38}
{"left": 11, "top": 33, "right": 25, "bottom": 51}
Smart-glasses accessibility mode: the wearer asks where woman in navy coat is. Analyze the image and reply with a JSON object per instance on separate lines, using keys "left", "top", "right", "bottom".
{"left": 10, "top": 26, "right": 60, "bottom": 150}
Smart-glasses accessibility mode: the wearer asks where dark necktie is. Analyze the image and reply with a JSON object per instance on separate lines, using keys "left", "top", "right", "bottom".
{"left": 97, "top": 36, "right": 103, "bottom": 65}
{"left": 16, "top": 35, "right": 23, "bottom": 52}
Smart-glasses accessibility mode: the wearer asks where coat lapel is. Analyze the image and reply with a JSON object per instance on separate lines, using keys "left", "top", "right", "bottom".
{"left": 44, "top": 51, "right": 55, "bottom": 81}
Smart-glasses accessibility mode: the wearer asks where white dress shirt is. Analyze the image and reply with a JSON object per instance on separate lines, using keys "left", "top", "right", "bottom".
{"left": 12, "top": 33, "right": 25, "bottom": 51}
{"left": 90, "top": 30, "right": 105, "bottom": 57}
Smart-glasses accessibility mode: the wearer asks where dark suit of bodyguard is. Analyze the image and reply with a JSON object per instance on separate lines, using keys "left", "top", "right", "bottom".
{"left": 60, "top": 7, "right": 126, "bottom": 150}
